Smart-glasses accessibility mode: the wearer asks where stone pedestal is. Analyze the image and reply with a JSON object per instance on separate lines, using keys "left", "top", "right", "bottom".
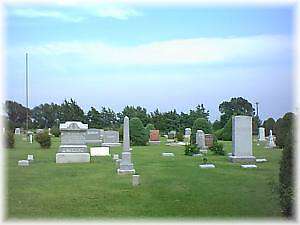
{"left": 229, "top": 116, "right": 256, "bottom": 163}
{"left": 56, "top": 153, "right": 90, "bottom": 163}
{"left": 132, "top": 174, "right": 140, "bottom": 186}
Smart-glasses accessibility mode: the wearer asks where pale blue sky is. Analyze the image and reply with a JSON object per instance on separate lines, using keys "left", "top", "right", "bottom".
{"left": 4, "top": 4, "right": 294, "bottom": 121}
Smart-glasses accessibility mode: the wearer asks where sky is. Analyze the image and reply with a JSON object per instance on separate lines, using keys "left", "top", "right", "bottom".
{"left": 4, "top": 3, "right": 294, "bottom": 122}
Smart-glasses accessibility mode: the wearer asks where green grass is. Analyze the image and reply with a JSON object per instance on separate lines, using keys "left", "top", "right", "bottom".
{"left": 6, "top": 135, "right": 283, "bottom": 219}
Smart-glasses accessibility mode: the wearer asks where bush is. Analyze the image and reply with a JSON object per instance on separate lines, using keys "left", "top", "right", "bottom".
{"left": 263, "top": 117, "right": 276, "bottom": 136}
{"left": 145, "top": 123, "right": 155, "bottom": 136}
{"left": 4, "top": 131, "right": 15, "bottom": 148}
{"left": 209, "top": 142, "right": 225, "bottom": 155}
{"left": 191, "top": 118, "right": 212, "bottom": 143}
{"left": 222, "top": 118, "right": 232, "bottom": 141}
{"left": 214, "top": 128, "right": 224, "bottom": 140}
{"left": 130, "top": 117, "right": 148, "bottom": 146}
{"left": 35, "top": 131, "right": 51, "bottom": 149}
{"left": 274, "top": 112, "right": 295, "bottom": 148}
{"left": 176, "top": 131, "right": 184, "bottom": 142}
{"left": 184, "top": 144, "right": 199, "bottom": 156}
{"left": 279, "top": 130, "right": 294, "bottom": 218}
{"left": 51, "top": 126, "right": 61, "bottom": 137}
{"left": 118, "top": 126, "right": 123, "bottom": 142}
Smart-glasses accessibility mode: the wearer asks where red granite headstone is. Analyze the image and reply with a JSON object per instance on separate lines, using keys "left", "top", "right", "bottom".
{"left": 150, "top": 130, "right": 160, "bottom": 141}
{"left": 205, "top": 134, "right": 214, "bottom": 148}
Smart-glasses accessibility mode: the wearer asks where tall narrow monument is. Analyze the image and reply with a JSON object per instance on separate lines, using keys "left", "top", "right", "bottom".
{"left": 229, "top": 116, "right": 256, "bottom": 163}
{"left": 117, "top": 116, "right": 135, "bottom": 174}
{"left": 258, "top": 127, "right": 266, "bottom": 141}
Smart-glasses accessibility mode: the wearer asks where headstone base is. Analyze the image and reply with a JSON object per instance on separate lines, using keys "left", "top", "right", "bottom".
{"left": 56, "top": 153, "right": 90, "bottom": 163}
{"left": 228, "top": 155, "right": 256, "bottom": 163}
{"left": 149, "top": 140, "right": 161, "bottom": 145}
{"left": 102, "top": 143, "right": 121, "bottom": 147}
{"left": 117, "top": 169, "right": 136, "bottom": 175}
{"left": 18, "top": 160, "right": 29, "bottom": 166}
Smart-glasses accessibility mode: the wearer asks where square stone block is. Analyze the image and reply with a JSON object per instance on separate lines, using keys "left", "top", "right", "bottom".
{"left": 90, "top": 147, "right": 110, "bottom": 156}
{"left": 56, "top": 153, "right": 90, "bottom": 163}
{"left": 18, "top": 160, "right": 29, "bottom": 166}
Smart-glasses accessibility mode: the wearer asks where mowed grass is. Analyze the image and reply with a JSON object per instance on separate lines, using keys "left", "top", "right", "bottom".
{"left": 6, "top": 135, "right": 283, "bottom": 219}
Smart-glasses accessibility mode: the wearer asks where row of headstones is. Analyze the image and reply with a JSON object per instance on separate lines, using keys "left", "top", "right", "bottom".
{"left": 258, "top": 127, "right": 276, "bottom": 148}
{"left": 162, "top": 116, "right": 269, "bottom": 169}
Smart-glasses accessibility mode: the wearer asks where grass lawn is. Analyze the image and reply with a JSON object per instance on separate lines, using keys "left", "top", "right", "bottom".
{"left": 6, "top": 135, "right": 283, "bottom": 219}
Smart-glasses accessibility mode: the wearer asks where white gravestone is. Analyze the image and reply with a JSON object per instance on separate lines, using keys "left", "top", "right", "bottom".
{"left": 29, "top": 134, "right": 33, "bottom": 143}
{"left": 56, "top": 121, "right": 90, "bottom": 163}
{"left": 15, "top": 128, "right": 21, "bottom": 135}
{"left": 256, "top": 158, "right": 267, "bottom": 163}
{"left": 27, "top": 155, "right": 34, "bottom": 161}
{"left": 229, "top": 116, "right": 256, "bottom": 163}
{"left": 196, "top": 130, "right": 207, "bottom": 150}
{"left": 258, "top": 127, "right": 266, "bottom": 141}
{"left": 162, "top": 152, "right": 175, "bottom": 157}
{"left": 132, "top": 174, "right": 140, "bottom": 186}
{"left": 266, "top": 130, "right": 276, "bottom": 148}
{"left": 18, "top": 160, "right": 29, "bottom": 166}
{"left": 102, "top": 131, "right": 121, "bottom": 147}
{"left": 199, "top": 164, "right": 215, "bottom": 169}
{"left": 90, "top": 147, "right": 110, "bottom": 156}
{"left": 184, "top": 128, "right": 191, "bottom": 136}
{"left": 113, "top": 154, "right": 119, "bottom": 161}
{"left": 85, "top": 129, "right": 102, "bottom": 145}
{"left": 241, "top": 164, "right": 257, "bottom": 168}
{"left": 118, "top": 116, "right": 135, "bottom": 174}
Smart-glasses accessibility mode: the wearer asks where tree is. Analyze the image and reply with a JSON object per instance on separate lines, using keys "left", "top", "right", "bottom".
{"left": 129, "top": 117, "right": 148, "bottom": 146}
{"left": 31, "top": 103, "right": 61, "bottom": 128}
{"left": 219, "top": 97, "right": 254, "bottom": 127}
{"left": 252, "top": 116, "right": 262, "bottom": 135}
{"left": 274, "top": 112, "right": 295, "bottom": 148}
{"left": 222, "top": 118, "right": 232, "bottom": 141}
{"left": 145, "top": 123, "right": 155, "bottom": 137}
{"left": 5, "top": 100, "right": 31, "bottom": 128}
{"left": 279, "top": 130, "right": 294, "bottom": 218}
{"left": 212, "top": 120, "right": 223, "bottom": 131}
{"left": 191, "top": 118, "right": 212, "bottom": 143}
{"left": 118, "top": 106, "right": 150, "bottom": 126}
{"left": 60, "top": 99, "right": 85, "bottom": 123}
{"left": 263, "top": 118, "right": 276, "bottom": 136}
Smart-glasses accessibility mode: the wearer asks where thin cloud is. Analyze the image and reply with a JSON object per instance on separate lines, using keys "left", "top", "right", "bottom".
{"left": 11, "top": 8, "right": 84, "bottom": 22}
{"left": 94, "top": 5, "right": 142, "bottom": 20}
{"left": 19, "top": 35, "right": 291, "bottom": 66}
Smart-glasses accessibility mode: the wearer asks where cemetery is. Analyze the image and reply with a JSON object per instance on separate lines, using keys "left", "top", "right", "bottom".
{"left": 4, "top": 108, "right": 294, "bottom": 219}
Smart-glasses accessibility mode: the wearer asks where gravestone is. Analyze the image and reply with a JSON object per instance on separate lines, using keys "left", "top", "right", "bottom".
{"left": 149, "top": 130, "right": 160, "bottom": 144}
{"left": 258, "top": 127, "right": 266, "bottom": 141}
{"left": 113, "top": 154, "right": 119, "bottom": 161}
{"left": 48, "top": 128, "right": 51, "bottom": 135}
{"left": 118, "top": 116, "right": 135, "bottom": 174}
{"left": 205, "top": 134, "right": 214, "bottom": 148}
{"left": 229, "top": 116, "right": 256, "bottom": 163}
{"left": 18, "top": 160, "right": 29, "bottom": 166}
{"left": 184, "top": 128, "right": 191, "bottom": 136}
{"left": 199, "top": 164, "right": 215, "bottom": 169}
{"left": 15, "top": 128, "right": 21, "bottom": 135}
{"left": 132, "top": 174, "right": 140, "bottom": 186}
{"left": 56, "top": 121, "right": 90, "bottom": 163}
{"left": 196, "top": 130, "right": 206, "bottom": 150}
{"left": 241, "top": 164, "right": 257, "bottom": 168}
{"left": 102, "top": 131, "right": 121, "bottom": 147}
{"left": 85, "top": 128, "right": 102, "bottom": 145}
{"left": 266, "top": 130, "right": 276, "bottom": 148}
{"left": 27, "top": 154, "right": 34, "bottom": 161}
{"left": 27, "top": 131, "right": 33, "bottom": 143}
{"left": 162, "top": 152, "right": 175, "bottom": 157}
{"left": 168, "top": 130, "right": 176, "bottom": 139}
{"left": 90, "top": 147, "right": 110, "bottom": 156}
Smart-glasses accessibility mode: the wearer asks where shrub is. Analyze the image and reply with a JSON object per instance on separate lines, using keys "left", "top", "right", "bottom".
{"left": 222, "top": 118, "right": 232, "bottom": 141}
{"left": 51, "top": 126, "right": 61, "bottom": 137}
{"left": 176, "top": 131, "right": 184, "bottom": 142}
{"left": 118, "top": 126, "right": 123, "bottom": 142}
{"left": 4, "top": 131, "right": 15, "bottom": 148}
{"left": 184, "top": 144, "right": 199, "bottom": 156}
{"left": 279, "top": 130, "right": 294, "bottom": 218}
{"left": 145, "top": 123, "right": 155, "bottom": 137}
{"left": 214, "top": 128, "right": 224, "bottom": 140}
{"left": 130, "top": 117, "right": 148, "bottom": 146}
{"left": 35, "top": 131, "right": 51, "bottom": 149}
{"left": 191, "top": 118, "right": 212, "bottom": 143}
{"left": 209, "top": 142, "right": 225, "bottom": 155}
{"left": 263, "top": 117, "right": 276, "bottom": 136}
{"left": 274, "top": 112, "right": 295, "bottom": 148}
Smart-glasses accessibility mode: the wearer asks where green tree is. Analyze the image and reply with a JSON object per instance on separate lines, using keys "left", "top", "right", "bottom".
{"left": 279, "top": 130, "right": 294, "bottom": 218}
{"left": 118, "top": 106, "right": 150, "bottom": 126}
{"left": 99, "top": 107, "right": 117, "bottom": 129}
{"left": 145, "top": 123, "right": 155, "bottom": 137}
{"left": 263, "top": 117, "right": 276, "bottom": 136}
{"left": 252, "top": 116, "right": 262, "bottom": 135}
{"left": 5, "top": 100, "right": 31, "bottom": 129}
{"left": 31, "top": 103, "right": 61, "bottom": 128}
{"left": 274, "top": 112, "right": 295, "bottom": 148}
{"left": 60, "top": 99, "right": 85, "bottom": 123}
{"left": 129, "top": 117, "right": 148, "bottom": 146}
{"left": 222, "top": 118, "right": 232, "bottom": 141}
{"left": 219, "top": 97, "right": 254, "bottom": 127}
{"left": 212, "top": 120, "right": 223, "bottom": 131}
